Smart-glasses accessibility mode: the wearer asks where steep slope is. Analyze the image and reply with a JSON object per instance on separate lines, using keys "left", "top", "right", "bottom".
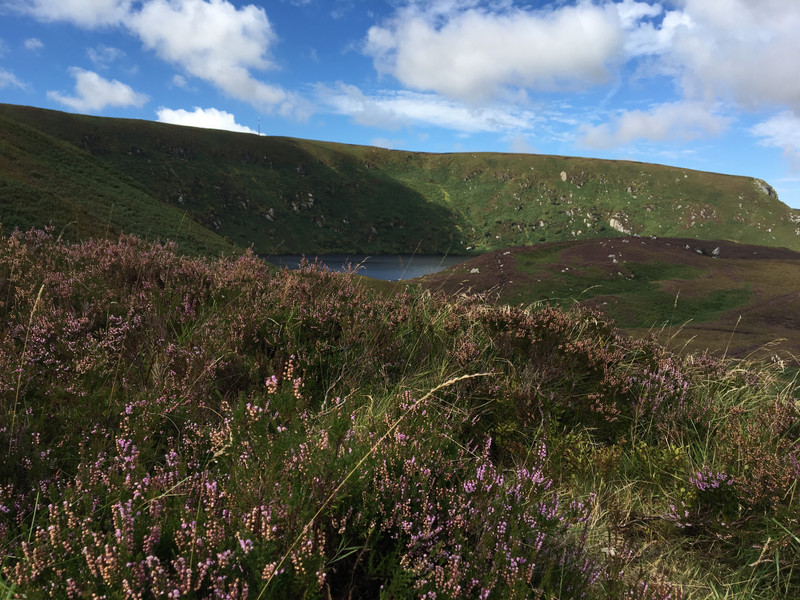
{"left": 0, "top": 104, "right": 463, "bottom": 254}
{"left": 1, "top": 103, "right": 798, "bottom": 254}
{"left": 0, "top": 112, "right": 234, "bottom": 255}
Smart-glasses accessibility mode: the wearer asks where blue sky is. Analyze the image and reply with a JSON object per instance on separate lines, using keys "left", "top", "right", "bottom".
{"left": 2, "top": 0, "right": 800, "bottom": 208}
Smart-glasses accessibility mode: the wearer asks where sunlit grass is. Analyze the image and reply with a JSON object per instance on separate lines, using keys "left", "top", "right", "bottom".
{"left": 3, "top": 103, "right": 799, "bottom": 257}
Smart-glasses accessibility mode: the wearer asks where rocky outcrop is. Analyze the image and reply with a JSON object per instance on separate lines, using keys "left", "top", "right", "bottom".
{"left": 609, "top": 218, "right": 631, "bottom": 234}
{"left": 754, "top": 178, "right": 778, "bottom": 199}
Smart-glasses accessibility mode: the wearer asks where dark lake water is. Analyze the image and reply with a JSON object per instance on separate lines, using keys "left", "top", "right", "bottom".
{"left": 264, "top": 254, "right": 467, "bottom": 281}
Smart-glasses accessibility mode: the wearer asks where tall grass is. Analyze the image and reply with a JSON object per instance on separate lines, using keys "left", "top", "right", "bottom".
{"left": 0, "top": 228, "right": 797, "bottom": 598}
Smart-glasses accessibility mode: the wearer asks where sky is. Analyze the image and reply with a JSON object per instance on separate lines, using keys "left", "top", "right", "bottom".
{"left": 1, "top": 0, "right": 800, "bottom": 209}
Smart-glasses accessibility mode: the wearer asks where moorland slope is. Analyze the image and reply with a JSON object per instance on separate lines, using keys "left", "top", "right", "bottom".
{"left": 420, "top": 236, "right": 800, "bottom": 358}
{"left": 2, "top": 103, "right": 799, "bottom": 255}
{"left": 0, "top": 111, "right": 233, "bottom": 255}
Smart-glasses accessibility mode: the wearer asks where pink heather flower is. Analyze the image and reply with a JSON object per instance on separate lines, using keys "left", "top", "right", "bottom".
{"left": 238, "top": 537, "right": 253, "bottom": 555}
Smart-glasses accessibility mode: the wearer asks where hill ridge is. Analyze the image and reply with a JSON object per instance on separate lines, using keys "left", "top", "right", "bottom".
{"left": 1, "top": 102, "right": 798, "bottom": 254}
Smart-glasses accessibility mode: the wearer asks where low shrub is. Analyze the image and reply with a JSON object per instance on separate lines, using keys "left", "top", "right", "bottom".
{"left": 0, "top": 228, "right": 797, "bottom": 598}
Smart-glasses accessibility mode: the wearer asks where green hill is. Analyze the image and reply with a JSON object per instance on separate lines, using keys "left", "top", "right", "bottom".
{"left": 1, "top": 103, "right": 798, "bottom": 254}
{"left": 0, "top": 111, "right": 234, "bottom": 255}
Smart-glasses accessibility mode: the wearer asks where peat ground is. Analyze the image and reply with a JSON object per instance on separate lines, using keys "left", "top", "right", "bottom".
{"left": 420, "top": 236, "right": 800, "bottom": 360}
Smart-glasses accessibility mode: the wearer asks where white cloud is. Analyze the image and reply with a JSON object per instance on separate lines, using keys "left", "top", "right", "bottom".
{"left": 156, "top": 106, "right": 257, "bottom": 134}
{"left": 47, "top": 67, "right": 148, "bottom": 112}
{"left": 360, "top": 0, "right": 800, "bottom": 151}
{"left": 580, "top": 101, "right": 730, "bottom": 148}
{"left": 651, "top": 0, "right": 800, "bottom": 111}
{"left": 317, "top": 83, "right": 540, "bottom": 133}
{"left": 751, "top": 111, "right": 800, "bottom": 171}
{"left": 576, "top": 0, "right": 800, "bottom": 155}
{"left": 615, "top": 0, "right": 662, "bottom": 28}
{"left": 24, "top": 38, "right": 44, "bottom": 51}
{"left": 365, "top": 2, "right": 626, "bottom": 103}
{"left": 87, "top": 44, "right": 124, "bottom": 68}
{"left": 620, "top": 6, "right": 693, "bottom": 58}
{"left": 9, "top": 0, "right": 310, "bottom": 118}
{"left": 0, "top": 67, "right": 25, "bottom": 89}
{"left": 128, "top": 0, "right": 307, "bottom": 116}
{"left": 130, "top": 0, "right": 274, "bottom": 75}
{"left": 7, "top": 0, "right": 132, "bottom": 27}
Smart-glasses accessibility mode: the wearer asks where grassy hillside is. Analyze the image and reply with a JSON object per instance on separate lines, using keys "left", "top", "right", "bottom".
{"left": 2, "top": 103, "right": 798, "bottom": 254}
{"left": 0, "top": 113, "right": 235, "bottom": 256}
{"left": 421, "top": 236, "right": 800, "bottom": 358}
{"left": 1, "top": 229, "right": 798, "bottom": 598}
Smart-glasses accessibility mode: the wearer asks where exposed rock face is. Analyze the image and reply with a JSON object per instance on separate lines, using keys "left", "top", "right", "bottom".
{"left": 754, "top": 179, "right": 778, "bottom": 199}
{"left": 609, "top": 218, "right": 631, "bottom": 234}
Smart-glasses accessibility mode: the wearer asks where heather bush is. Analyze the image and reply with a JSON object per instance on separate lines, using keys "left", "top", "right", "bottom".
{"left": 1, "top": 228, "right": 797, "bottom": 598}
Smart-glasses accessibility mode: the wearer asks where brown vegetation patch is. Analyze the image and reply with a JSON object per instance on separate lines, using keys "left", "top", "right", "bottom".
{"left": 420, "top": 237, "right": 800, "bottom": 360}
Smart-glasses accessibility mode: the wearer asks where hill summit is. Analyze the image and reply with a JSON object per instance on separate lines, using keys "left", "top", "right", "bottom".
{"left": 1, "top": 103, "right": 798, "bottom": 254}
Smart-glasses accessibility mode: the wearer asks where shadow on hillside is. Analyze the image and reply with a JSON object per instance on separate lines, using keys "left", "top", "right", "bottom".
{"left": 0, "top": 103, "right": 467, "bottom": 255}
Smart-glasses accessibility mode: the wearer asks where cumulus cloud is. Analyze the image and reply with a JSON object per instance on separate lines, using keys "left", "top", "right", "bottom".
{"left": 619, "top": 4, "right": 692, "bottom": 58}
{"left": 47, "top": 67, "right": 148, "bottom": 112}
{"left": 574, "top": 0, "right": 800, "bottom": 147}
{"left": 156, "top": 106, "right": 257, "bottom": 134}
{"left": 317, "top": 83, "right": 539, "bottom": 133}
{"left": 365, "top": 2, "right": 625, "bottom": 103}
{"left": 358, "top": 0, "right": 800, "bottom": 148}
{"left": 580, "top": 101, "right": 730, "bottom": 148}
{"left": 635, "top": 0, "right": 800, "bottom": 111}
{"left": 127, "top": 0, "right": 305, "bottom": 115}
{"left": 751, "top": 111, "right": 800, "bottom": 171}
{"left": 6, "top": 0, "right": 132, "bottom": 27}
{"left": 9, "top": 0, "right": 309, "bottom": 117}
